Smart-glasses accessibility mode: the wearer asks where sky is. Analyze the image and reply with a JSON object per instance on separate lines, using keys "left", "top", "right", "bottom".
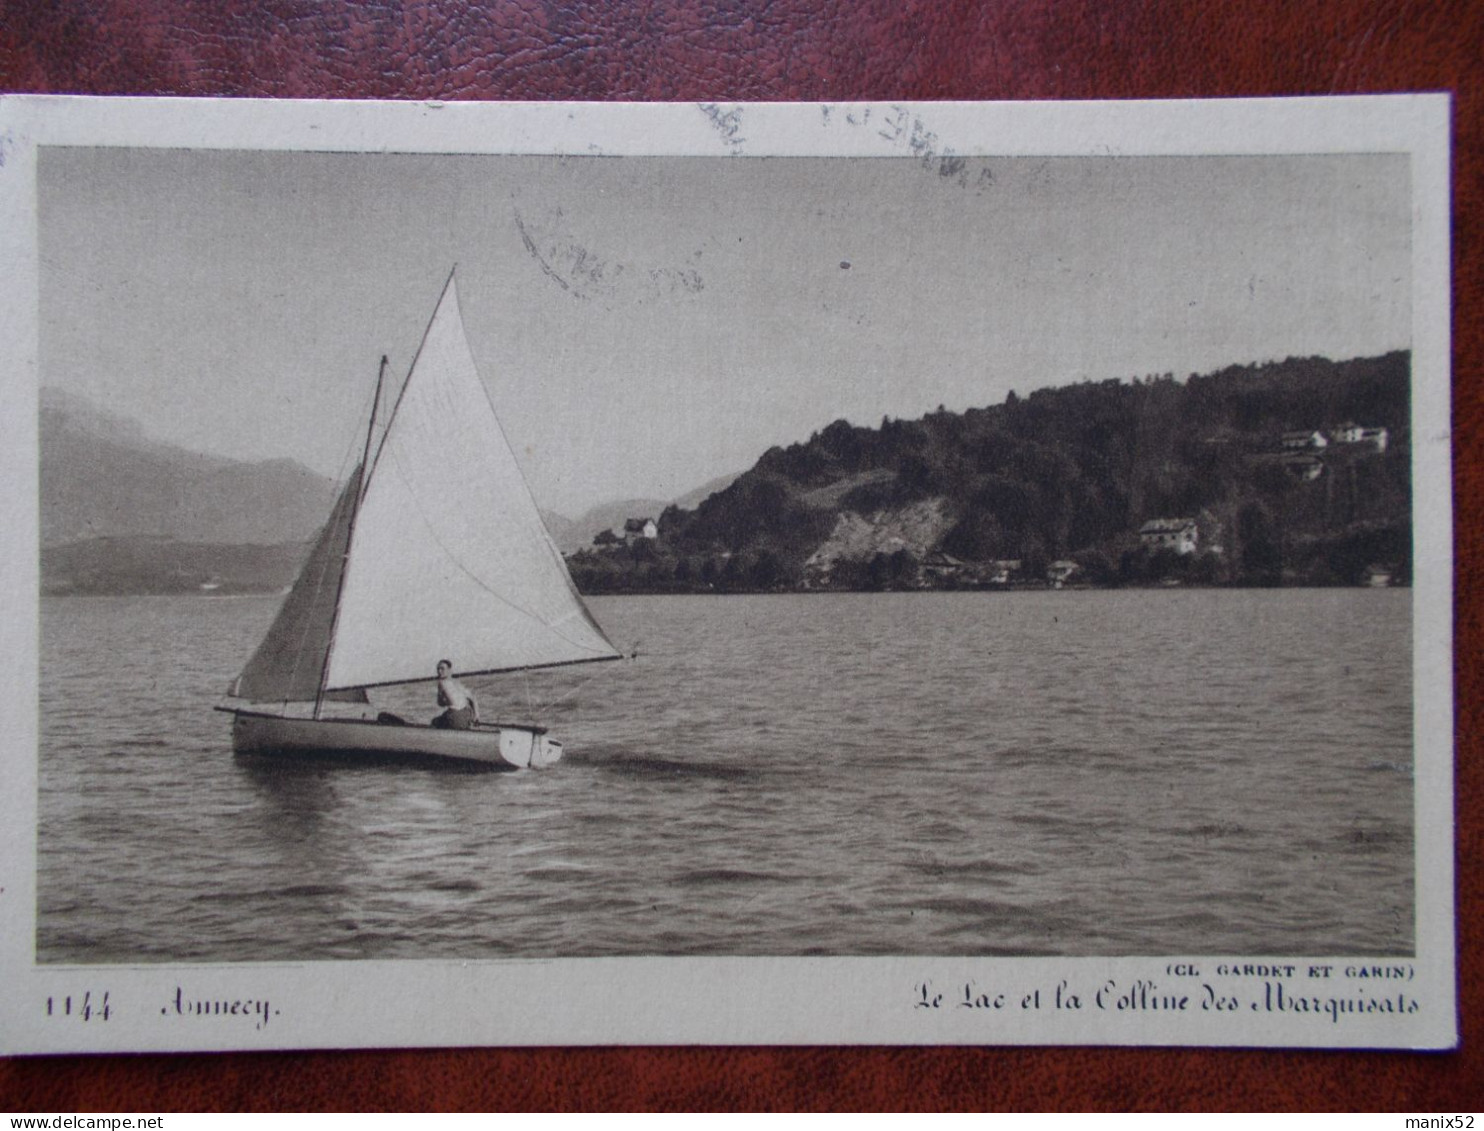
{"left": 38, "top": 148, "right": 1411, "bottom": 517}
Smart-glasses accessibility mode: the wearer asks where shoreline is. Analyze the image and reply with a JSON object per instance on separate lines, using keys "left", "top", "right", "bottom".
{"left": 40, "top": 580, "right": 1411, "bottom": 599}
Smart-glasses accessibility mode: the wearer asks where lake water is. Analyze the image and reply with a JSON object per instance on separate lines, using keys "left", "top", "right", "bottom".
{"left": 37, "top": 589, "right": 1413, "bottom": 962}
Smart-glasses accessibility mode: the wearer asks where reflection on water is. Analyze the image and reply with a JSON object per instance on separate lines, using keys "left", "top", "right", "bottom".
{"left": 38, "top": 589, "right": 1413, "bottom": 961}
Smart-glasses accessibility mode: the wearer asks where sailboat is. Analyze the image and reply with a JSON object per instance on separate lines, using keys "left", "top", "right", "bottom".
{"left": 218, "top": 272, "right": 621, "bottom": 769}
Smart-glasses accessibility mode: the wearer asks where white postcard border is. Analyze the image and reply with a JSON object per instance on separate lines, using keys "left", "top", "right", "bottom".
{"left": 0, "top": 94, "right": 1455, "bottom": 1052}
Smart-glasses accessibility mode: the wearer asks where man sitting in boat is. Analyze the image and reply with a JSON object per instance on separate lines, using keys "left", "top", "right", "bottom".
{"left": 432, "top": 659, "right": 480, "bottom": 730}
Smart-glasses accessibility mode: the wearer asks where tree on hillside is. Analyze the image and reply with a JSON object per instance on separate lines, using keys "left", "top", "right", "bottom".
{"left": 568, "top": 351, "right": 1410, "bottom": 594}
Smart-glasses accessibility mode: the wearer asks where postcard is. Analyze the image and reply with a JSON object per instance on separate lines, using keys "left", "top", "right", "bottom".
{"left": 0, "top": 95, "right": 1453, "bottom": 1051}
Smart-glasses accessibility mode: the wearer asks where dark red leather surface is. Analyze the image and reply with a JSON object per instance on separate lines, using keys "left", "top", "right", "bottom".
{"left": 2, "top": 0, "right": 1480, "bottom": 1112}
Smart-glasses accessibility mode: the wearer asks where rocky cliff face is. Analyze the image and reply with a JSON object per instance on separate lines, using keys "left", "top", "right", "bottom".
{"left": 803, "top": 498, "right": 952, "bottom": 575}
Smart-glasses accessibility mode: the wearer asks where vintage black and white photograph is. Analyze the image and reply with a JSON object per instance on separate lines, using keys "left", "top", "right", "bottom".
{"left": 1, "top": 97, "right": 1454, "bottom": 1051}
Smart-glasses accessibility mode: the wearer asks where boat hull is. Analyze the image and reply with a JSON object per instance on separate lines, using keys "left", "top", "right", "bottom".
{"left": 229, "top": 710, "right": 563, "bottom": 770}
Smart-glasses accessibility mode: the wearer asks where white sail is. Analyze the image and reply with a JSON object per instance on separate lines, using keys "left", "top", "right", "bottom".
{"left": 322, "top": 276, "right": 620, "bottom": 690}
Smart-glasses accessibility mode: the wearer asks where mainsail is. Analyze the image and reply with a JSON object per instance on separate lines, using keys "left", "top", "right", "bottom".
{"left": 231, "top": 466, "right": 365, "bottom": 703}
{"left": 232, "top": 274, "right": 620, "bottom": 702}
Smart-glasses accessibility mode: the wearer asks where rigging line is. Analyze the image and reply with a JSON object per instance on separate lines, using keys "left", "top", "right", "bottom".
{"left": 527, "top": 640, "right": 637, "bottom": 719}
{"left": 377, "top": 439, "right": 616, "bottom": 656}
{"left": 530, "top": 664, "right": 605, "bottom": 719}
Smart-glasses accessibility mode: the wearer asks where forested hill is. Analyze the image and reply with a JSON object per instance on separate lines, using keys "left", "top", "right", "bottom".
{"left": 567, "top": 352, "right": 1411, "bottom": 592}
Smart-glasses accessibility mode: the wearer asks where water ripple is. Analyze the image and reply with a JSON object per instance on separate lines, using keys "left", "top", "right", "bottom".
{"left": 38, "top": 590, "right": 1414, "bottom": 961}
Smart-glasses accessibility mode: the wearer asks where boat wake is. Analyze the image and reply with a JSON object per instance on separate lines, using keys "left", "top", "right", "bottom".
{"left": 580, "top": 751, "right": 763, "bottom": 783}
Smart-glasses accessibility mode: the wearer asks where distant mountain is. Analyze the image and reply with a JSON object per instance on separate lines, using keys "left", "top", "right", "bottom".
{"left": 550, "top": 473, "right": 745, "bottom": 553}
{"left": 672, "top": 471, "right": 744, "bottom": 511}
{"left": 39, "top": 388, "right": 742, "bottom": 593}
{"left": 540, "top": 509, "right": 578, "bottom": 549}
{"left": 41, "top": 387, "right": 339, "bottom": 547}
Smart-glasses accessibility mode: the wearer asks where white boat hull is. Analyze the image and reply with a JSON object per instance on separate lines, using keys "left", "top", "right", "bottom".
{"left": 228, "top": 710, "right": 563, "bottom": 770}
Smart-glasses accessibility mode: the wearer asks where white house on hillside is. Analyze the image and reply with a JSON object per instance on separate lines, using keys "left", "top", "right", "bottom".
{"left": 1281, "top": 429, "right": 1329, "bottom": 451}
{"left": 1046, "top": 560, "right": 1079, "bottom": 588}
{"left": 622, "top": 517, "right": 659, "bottom": 540}
{"left": 985, "top": 559, "right": 1022, "bottom": 585}
{"left": 922, "top": 550, "right": 966, "bottom": 582}
{"left": 1333, "top": 422, "right": 1390, "bottom": 452}
{"left": 1139, "top": 518, "right": 1199, "bottom": 555}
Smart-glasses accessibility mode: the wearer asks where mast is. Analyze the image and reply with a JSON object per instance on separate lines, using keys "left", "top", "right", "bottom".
{"left": 313, "top": 354, "right": 388, "bottom": 720}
